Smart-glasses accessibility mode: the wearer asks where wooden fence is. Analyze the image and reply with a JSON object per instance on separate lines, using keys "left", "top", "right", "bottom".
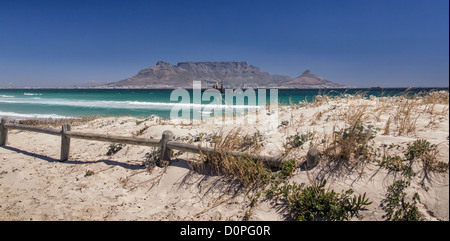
{"left": 0, "top": 117, "right": 282, "bottom": 168}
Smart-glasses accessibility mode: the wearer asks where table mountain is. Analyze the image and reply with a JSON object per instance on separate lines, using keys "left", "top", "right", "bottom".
{"left": 105, "top": 61, "right": 344, "bottom": 88}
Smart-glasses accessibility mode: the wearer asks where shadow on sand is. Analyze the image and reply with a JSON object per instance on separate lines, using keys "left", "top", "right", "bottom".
{"left": 1, "top": 145, "right": 144, "bottom": 170}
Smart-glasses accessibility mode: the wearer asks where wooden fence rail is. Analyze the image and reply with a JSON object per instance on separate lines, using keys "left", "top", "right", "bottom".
{"left": 0, "top": 117, "right": 282, "bottom": 168}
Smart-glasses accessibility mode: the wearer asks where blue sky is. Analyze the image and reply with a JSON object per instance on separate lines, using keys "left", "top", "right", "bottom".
{"left": 0, "top": 0, "right": 448, "bottom": 87}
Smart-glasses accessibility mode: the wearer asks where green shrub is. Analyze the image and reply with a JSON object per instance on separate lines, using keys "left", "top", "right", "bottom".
{"left": 286, "top": 132, "right": 314, "bottom": 148}
{"left": 378, "top": 154, "right": 415, "bottom": 179}
{"left": 279, "top": 159, "right": 296, "bottom": 178}
{"left": 406, "top": 139, "right": 448, "bottom": 173}
{"left": 406, "top": 139, "right": 434, "bottom": 160}
{"left": 285, "top": 180, "right": 371, "bottom": 221}
{"left": 381, "top": 180, "right": 421, "bottom": 221}
{"left": 84, "top": 170, "right": 95, "bottom": 177}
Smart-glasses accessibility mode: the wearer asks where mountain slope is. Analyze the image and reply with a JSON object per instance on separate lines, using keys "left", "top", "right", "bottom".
{"left": 284, "top": 70, "right": 343, "bottom": 88}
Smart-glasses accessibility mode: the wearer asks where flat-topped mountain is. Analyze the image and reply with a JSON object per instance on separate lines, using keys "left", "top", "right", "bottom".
{"left": 105, "top": 61, "right": 344, "bottom": 88}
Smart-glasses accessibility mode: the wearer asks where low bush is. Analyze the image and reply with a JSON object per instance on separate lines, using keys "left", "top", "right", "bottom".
{"left": 279, "top": 179, "right": 371, "bottom": 221}
{"left": 407, "top": 139, "right": 448, "bottom": 173}
{"left": 380, "top": 180, "right": 421, "bottom": 221}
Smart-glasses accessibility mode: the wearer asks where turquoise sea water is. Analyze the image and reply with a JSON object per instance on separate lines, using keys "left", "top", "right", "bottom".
{"left": 0, "top": 88, "right": 446, "bottom": 120}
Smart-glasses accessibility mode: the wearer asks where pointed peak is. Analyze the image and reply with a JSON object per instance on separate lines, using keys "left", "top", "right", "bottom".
{"left": 302, "top": 69, "right": 313, "bottom": 75}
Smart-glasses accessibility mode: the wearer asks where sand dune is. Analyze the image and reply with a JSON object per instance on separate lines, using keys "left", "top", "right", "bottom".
{"left": 0, "top": 92, "right": 448, "bottom": 220}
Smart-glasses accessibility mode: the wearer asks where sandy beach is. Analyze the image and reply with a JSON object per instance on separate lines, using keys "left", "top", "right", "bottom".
{"left": 0, "top": 91, "right": 448, "bottom": 221}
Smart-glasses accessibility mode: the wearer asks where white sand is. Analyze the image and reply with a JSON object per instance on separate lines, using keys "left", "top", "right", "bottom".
{"left": 0, "top": 94, "right": 448, "bottom": 220}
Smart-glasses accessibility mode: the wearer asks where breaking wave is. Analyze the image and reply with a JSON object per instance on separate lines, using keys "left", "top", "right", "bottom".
{"left": 0, "top": 111, "right": 72, "bottom": 119}
{"left": 0, "top": 98, "right": 261, "bottom": 110}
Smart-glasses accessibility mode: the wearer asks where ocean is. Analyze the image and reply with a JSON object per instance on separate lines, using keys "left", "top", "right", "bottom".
{"left": 0, "top": 88, "right": 446, "bottom": 120}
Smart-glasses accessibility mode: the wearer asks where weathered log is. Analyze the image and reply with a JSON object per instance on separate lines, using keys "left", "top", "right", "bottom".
{"left": 4, "top": 123, "right": 61, "bottom": 136}
{"left": 64, "top": 130, "right": 160, "bottom": 147}
{"left": 166, "top": 141, "right": 282, "bottom": 168}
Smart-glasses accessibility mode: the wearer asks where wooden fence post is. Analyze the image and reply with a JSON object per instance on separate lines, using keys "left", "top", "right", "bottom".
{"left": 306, "top": 148, "right": 320, "bottom": 169}
{"left": 160, "top": 130, "right": 174, "bottom": 164}
{"left": 60, "top": 124, "right": 71, "bottom": 161}
{"left": 0, "top": 117, "right": 9, "bottom": 146}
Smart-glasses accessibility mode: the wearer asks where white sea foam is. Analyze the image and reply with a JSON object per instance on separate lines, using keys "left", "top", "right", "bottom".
{"left": 24, "top": 93, "right": 43, "bottom": 96}
{"left": 0, "top": 111, "right": 72, "bottom": 119}
{"left": 0, "top": 98, "right": 261, "bottom": 110}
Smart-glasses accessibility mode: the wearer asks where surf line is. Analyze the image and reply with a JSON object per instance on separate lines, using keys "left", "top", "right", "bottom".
{"left": 169, "top": 80, "right": 279, "bottom": 125}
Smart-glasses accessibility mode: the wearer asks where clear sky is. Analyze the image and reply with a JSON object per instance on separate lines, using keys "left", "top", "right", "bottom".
{"left": 0, "top": 0, "right": 448, "bottom": 87}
